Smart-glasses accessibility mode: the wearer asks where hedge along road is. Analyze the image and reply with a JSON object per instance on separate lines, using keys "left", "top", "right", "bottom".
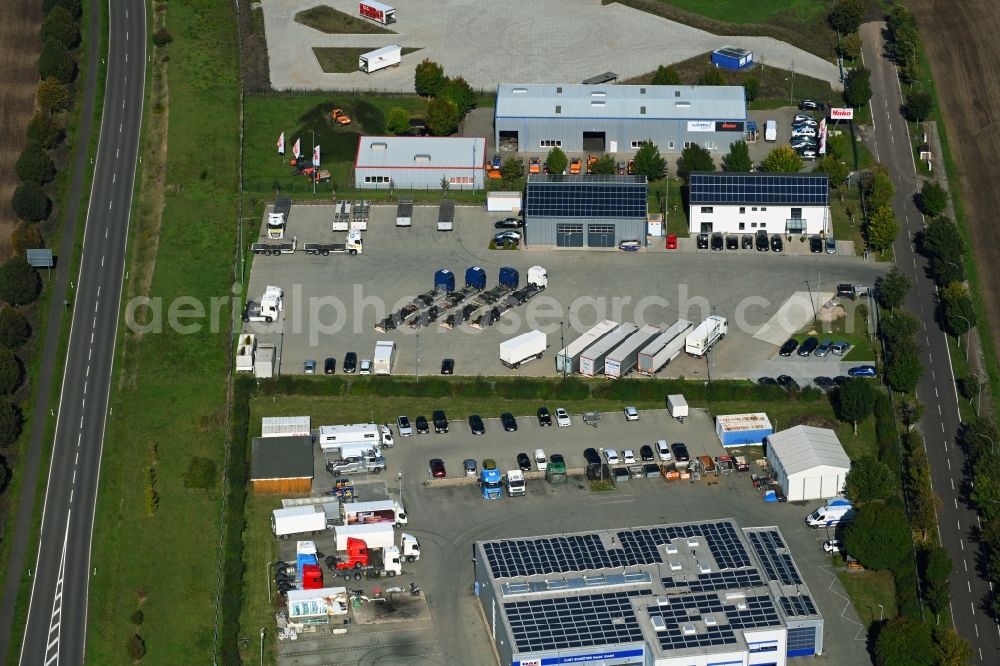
{"left": 13, "top": 1, "right": 146, "bottom": 664}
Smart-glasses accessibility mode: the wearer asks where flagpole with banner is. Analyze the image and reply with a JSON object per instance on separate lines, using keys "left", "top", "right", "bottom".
{"left": 293, "top": 138, "right": 301, "bottom": 159}
{"left": 277, "top": 132, "right": 285, "bottom": 156}
{"left": 313, "top": 144, "right": 320, "bottom": 195}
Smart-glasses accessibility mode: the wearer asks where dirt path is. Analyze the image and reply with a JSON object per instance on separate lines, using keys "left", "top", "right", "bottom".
{"left": 907, "top": 0, "right": 1000, "bottom": 351}
{"left": 0, "top": 1, "right": 42, "bottom": 258}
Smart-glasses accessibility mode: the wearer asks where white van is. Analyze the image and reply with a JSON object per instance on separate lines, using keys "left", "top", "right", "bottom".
{"left": 534, "top": 449, "right": 548, "bottom": 472}
{"left": 764, "top": 120, "right": 777, "bottom": 142}
{"left": 805, "top": 498, "right": 854, "bottom": 528}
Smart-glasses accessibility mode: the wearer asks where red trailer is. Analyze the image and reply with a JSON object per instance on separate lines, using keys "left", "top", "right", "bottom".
{"left": 359, "top": 1, "right": 396, "bottom": 25}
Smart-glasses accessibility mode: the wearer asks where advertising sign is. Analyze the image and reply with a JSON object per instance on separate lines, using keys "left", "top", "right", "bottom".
{"left": 829, "top": 107, "right": 854, "bottom": 120}
{"left": 715, "top": 121, "right": 745, "bottom": 132}
{"left": 819, "top": 118, "right": 828, "bottom": 155}
{"left": 514, "top": 648, "right": 646, "bottom": 665}
{"left": 687, "top": 120, "right": 714, "bottom": 133}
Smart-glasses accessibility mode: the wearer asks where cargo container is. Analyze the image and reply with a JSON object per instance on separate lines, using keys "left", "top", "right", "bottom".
{"left": 359, "top": 45, "right": 402, "bottom": 74}
{"left": 666, "top": 394, "right": 688, "bottom": 421}
{"left": 711, "top": 46, "right": 754, "bottom": 71}
{"left": 604, "top": 325, "right": 662, "bottom": 379}
{"left": 396, "top": 197, "right": 413, "bottom": 227}
{"left": 499, "top": 330, "right": 546, "bottom": 368}
{"left": 579, "top": 323, "right": 638, "bottom": 377}
{"left": 637, "top": 319, "right": 694, "bottom": 374}
{"left": 437, "top": 199, "right": 455, "bottom": 231}
{"left": 271, "top": 505, "right": 332, "bottom": 539}
{"left": 261, "top": 415, "right": 311, "bottom": 438}
{"left": 716, "top": 413, "right": 773, "bottom": 447}
{"left": 555, "top": 319, "right": 619, "bottom": 375}
{"left": 359, "top": 1, "right": 395, "bottom": 24}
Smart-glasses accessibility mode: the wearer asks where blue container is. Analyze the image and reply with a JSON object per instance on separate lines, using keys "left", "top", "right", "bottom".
{"left": 499, "top": 266, "right": 519, "bottom": 289}
{"left": 465, "top": 266, "right": 486, "bottom": 290}
{"left": 720, "top": 426, "right": 773, "bottom": 447}
{"left": 434, "top": 269, "right": 455, "bottom": 293}
{"left": 711, "top": 47, "right": 753, "bottom": 71}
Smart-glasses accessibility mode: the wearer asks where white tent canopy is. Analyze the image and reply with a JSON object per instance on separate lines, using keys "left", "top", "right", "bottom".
{"left": 766, "top": 425, "right": 851, "bottom": 502}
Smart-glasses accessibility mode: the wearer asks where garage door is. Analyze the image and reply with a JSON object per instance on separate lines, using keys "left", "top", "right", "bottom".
{"left": 588, "top": 224, "right": 616, "bottom": 247}
{"left": 556, "top": 224, "right": 583, "bottom": 247}
{"left": 787, "top": 626, "right": 817, "bottom": 657}
{"left": 801, "top": 475, "right": 822, "bottom": 500}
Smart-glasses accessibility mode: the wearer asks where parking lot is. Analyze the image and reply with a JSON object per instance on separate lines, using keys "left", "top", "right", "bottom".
{"left": 276, "top": 406, "right": 869, "bottom": 665}
{"left": 243, "top": 202, "right": 886, "bottom": 383}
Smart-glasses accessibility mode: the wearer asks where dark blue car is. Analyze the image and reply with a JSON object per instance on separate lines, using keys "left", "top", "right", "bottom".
{"left": 848, "top": 365, "right": 877, "bottom": 377}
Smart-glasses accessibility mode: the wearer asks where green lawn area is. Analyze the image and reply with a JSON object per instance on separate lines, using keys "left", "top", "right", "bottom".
{"left": 295, "top": 5, "right": 395, "bottom": 34}
{"left": 239, "top": 495, "right": 282, "bottom": 665}
{"left": 312, "top": 46, "right": 421, "bottom": 74}
{"left": 830, "top": 187, "right": 865, "bottom": 255}
{"left": 837, "top": 569, "right": 898, "bottom": 627}
{"left": 84, "top": 1, "right": 238, "bottom": 663}
{"left": 791, "top": 304, "right": 877, "bottom": 364}
{"left": 665, "top": 178, "right": 689, "bottom": 237}
{"left": 656, "top": 0, "right": 822, "bottom": 24}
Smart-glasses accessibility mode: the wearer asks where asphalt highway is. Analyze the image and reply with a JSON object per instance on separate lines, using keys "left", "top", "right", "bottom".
{"left": 862, "top": 22, "right": 1000, "bottom": 660}
{"left": 17, "top": 2, "right": 146, "bottom": 664}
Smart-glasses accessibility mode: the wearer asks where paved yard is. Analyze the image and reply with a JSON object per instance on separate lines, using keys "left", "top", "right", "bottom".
{"left": 262, "top": 0, "right": 842, "bottom": 92}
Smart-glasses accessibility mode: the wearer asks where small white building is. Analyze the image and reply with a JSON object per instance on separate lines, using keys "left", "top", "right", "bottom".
{"left": 354, "top": 136, "right": 486, "bottom": 190}
{"left": 766, "top": 425, "right": 851, "bottom": 502}
{"left": 260, "top": 416, "right": 311, "bottom": 438}
{"left": 687, "top": 172, "right": 830, "bottom": 236}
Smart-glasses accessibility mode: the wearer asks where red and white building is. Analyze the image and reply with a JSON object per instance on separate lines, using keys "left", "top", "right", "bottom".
{"left": 354, "top": 136, "right": 487, "bottom": 191}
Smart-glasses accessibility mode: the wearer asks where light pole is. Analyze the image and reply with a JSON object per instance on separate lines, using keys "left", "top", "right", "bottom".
{"left": 953, "top": 313, "right": 971, "bottom": 361}
{"left": 977, "top": 373, "right": 988, "bottom": 416}
{"left": 560, "top": 321, "right": 566, "bottom": 380}
{"left": 803, "top": 280, "right": 817, "bottom": 320}
{"left": 977, "top": 432, "right": 996, "bottom": 456}
{"left": 259, "top": 627, "right": 266, "bottom": 666}
{"left": 397, "top": 470, "right": 403, "bottom": 501}
{"left": 266, "top": 561, "right": 273, "bottom": 604}
{"left": 415, "top": 331, "right": 420, "bottom": 379}
{"left": 877, "top": 603, "right": 884, "bottom": 623}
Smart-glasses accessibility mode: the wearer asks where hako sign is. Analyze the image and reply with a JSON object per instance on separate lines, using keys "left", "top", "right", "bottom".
{"left": 686, "top": 120, "right": 715, "bottom": 132}
{"left": 715, "top": 121, "right": 745, "bottom": 132}
{"left": 829, "top": 107, "right": 854, "bottom": 120}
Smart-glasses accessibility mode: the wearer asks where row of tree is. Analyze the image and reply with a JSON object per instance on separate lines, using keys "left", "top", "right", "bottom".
{"left": 860, "top": 164, "right": 900, "bottom": 253}
{"left": 913, "top": 213, "right": 978, "bottom": 340}
{"left": 651, "top": 63, "right": 761, "bottom": 102}
{"left": 959, "top": 418, "right": 1000, "bottom": 619}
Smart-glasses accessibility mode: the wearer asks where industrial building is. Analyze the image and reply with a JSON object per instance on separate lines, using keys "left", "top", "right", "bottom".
{"left": 353, "top": 136, "right": 486, "bottom": 190}
{"left": 250, "top": 435, "right": 314, "bottom": 494}
{"left": 765, "top": 426, "right": 851, "bottom": 502}
{"left": 712, "top": 46, "right": 755, "bottom": 71}
{"left": 524, "top": 174, "right": 647, "bottom": 248}
{"left": 688, "top": 172, "right": 831, "bottom": 235}
{"left": 494, "top": 84, "right": 747, "bottom": 154}
{"left": 474, "top": 519, "right": 824, "bottom": 666}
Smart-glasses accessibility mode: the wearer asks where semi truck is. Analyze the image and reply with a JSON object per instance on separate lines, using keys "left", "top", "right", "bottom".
{"left": 267, "top": 198, "right": 291, "bottom": 239}
{"left": 499, "top": 330, "right": 546, "bottom": 369}
{"left": 579, "top": 323, "right": 638, "bottom": 377}
{"left": 242, "top": 285, "right": 283, "bottom": 323}
{"left": 373, "top": 340, "right": 396, "bottom": 375}
{"left": 251, "top": 238, "right": 296, "bottom": 256}
{"left": 504, "top": 470, "right": 526, "bottom": 496}
{"left": 333, "top": 525, "right": 421, "bottom": 563}
{"left": 342, "top": 500, "right": 407, "bottom": 527}
{"left": 359, "top": 45, "right": 402, "bottom": 74}
{"left": 303, "top": 230, "right": 364, "bottom": 256}
{"left": 318, "top": 423, "right": 381, "bottom": 454}
{"left": 332, "top": 200, "right": 352, "bottom": 231}
{"left": 480, "top": 464, "right": 503, "bottom": 500}
{"left": 555, "top": 319, "right": 618, "bottom": 375}
{"left": 359, "top": 1, "right": 395, "bottom": 24}
{"left": 636, "top": 319, "right": 694, "bottom": 375}
{"left": 685, "top": 315, "right": 728, "bottom": 357}
{"left": 271, "top": 504, "right": 335, "bottom": 539}
{"left": 296, "top": 541, "right": 324, "bottom": 589}
{"left": 504, "top": 265, "right": 547, "bottom": 307}
{"left": 604, "top": 324, "right": 662, "bottom": 379}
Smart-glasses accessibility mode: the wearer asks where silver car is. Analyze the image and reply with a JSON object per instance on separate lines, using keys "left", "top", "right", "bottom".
{"left": 396, "top": 415, "right": 413, "bottom": 437}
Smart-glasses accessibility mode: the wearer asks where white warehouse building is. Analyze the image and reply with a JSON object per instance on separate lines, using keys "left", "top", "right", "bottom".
{"left": 688, "top": 172, "right": 830, "bottom": 236}
{"left": 765, "top": 426, "right": 851, "bottom": 502}
{"left": 353, "top": 136, "right": 486, "bottom": 190}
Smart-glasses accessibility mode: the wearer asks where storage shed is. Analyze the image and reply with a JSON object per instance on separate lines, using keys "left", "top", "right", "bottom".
{"left": 251, "top": 435, "right": 314, "bottom": 494}
{"left": 715, "top": 413, "right": 773, "bottom": 447}
{"left": 261, "top": 416, "right": 311, "bottom": 438}
{"left": 711, "top": 46, "right": 754, "bottom": 71}
{"left": 765, "top": 425, "right": 851, "bottom": 502}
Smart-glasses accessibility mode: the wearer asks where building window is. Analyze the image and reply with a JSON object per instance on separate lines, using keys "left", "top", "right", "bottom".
{"left": 748, "top": 641, "right": 779, "bottom": 653}
{"left": 591, "top": 101, "right": 606, "bottom": 107}
{"left": 540, "top": 139, "right": 562, "bottom": 147}
{"left": 370, "top": 142, "right": 387, "bottom": 151}
{"left": 413, "top": 154, "right": 431, "bottom": 163}
{"left": 761, "top": 206, "right": 767, "bottom": 211}
{"left": 739, "top": 207, "right": 746, "bottom": 214}
{"left": 667, "top": 141, "right": 675, "bottom": 150}
{"left": 700, "top": 207, "right": 714, "bottom": 214}
{"left": 640, "top": 106, "right": 646, "bottom": 115}
{"left": 591, "top": 91, "right": 606, "bottom": 97}
{"left": 751, "top": 222, "right": 757, "bottom": 228}
{"left": 683, "top": 141, "right": 691, "bottom": 149}
{"left": 640, "top": 87, "right": 646, "bottom": 94}
{"left": 752, "top": 207, "right": 758, "bottom": 212}
{"left": 791, "top": 207, "right": 803, "bottom": 218}
{"left": 448, "top": 176, "right": 473, "bottom": 185}
{"left": 556, "top": 86, "right": 563, "bottom": 94}
{"left": 739, "top": 222, "right": 745, "bottom": 230}
{"left": 512, "top": 87, "right": 527, "bottom": 94}
{"left": 704, "top": 141, "right": 715, "bottom": 150}
{"left": 363, "top": 176, "right": 390, "bottom": 184}
{"left": 674, "top": 90, "right": 681, "bottom": 97}
{"left": 675, "top": 101, "right": 691, "bottom": 108}
{"left": 630, "top": 140, "right": 648, "bottom": 149}
{"left": 555, "top": 105, "right": 561, "bottom": 114}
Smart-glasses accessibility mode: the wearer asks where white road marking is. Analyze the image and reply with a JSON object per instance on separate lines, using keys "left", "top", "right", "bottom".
{"left": 951, "top": 478, "right": 955, "bottom": 490}
{"left": 112, "top": 173, "right": 115, "bottom": 183}
{"left": 107, "top": 201, "right": 112, "bottom": 210}
{"left": 71, "top": 470, "right": 75, "bottom": 485}
{"left": 115, "top": 148, "right": 119, "bottom": 158}
{"left": 119, "top": 123, "right": 122, "bottom": 133}
{"left": 964, "top": 559, "right": 969, "bottom": 572}
{"left": 960, "top": 538, "right": 965, "bottom": 550}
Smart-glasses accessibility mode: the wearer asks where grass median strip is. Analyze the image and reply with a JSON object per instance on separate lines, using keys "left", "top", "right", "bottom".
{"left": 312, "top": 46, "right": 421, "bottom": 74}
{"left": 295, "top": 5, "right": 396, "bottom": 35}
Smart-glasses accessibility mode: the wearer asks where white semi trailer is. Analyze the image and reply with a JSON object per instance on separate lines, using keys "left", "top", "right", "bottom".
{"left": 636, "top": 319, "right": 694, "bottom": 375}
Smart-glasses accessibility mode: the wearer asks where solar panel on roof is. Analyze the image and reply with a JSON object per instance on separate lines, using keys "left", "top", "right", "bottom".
{"left": 748, "top": 530, "right": 804, "bottom": 586}
{"left": 688, "top": 173, "right": 829, "bottom": 206}
{"left": 506, "top": 590, "right": 651, "bottom": 651}
{"left": 780, "top": 594, "right": 818, "bottom": 616}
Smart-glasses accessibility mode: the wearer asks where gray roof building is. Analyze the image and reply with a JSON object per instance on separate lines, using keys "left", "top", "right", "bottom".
{"left": 524, "top": 174, "right": 647, "bottom": 248}
{"left": 251, "top": 435, "right": 314, "bottom": 481}
{"left": 353, "top": 136, "right": 486, "bottom": 190}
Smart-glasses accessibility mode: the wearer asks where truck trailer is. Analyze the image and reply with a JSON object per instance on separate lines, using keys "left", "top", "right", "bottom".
{"left": 359, "top": 45, "right": 402, "bottom": 74}
{"left": 251, "top": 238, "right": 296, "bottom": 256}
{"left": 396, "top": 197, "right": 413, "bottom": 227}
{"left": 318, "top": 423, "right": 381, "bottom": 453}
{"left": 342, "top": 500, "right": 408, "bottom": 526}
{"left": 334, "top": 523, "right": 396, "bottom": 552}
{"left": 373, "top": 340, "right": 396, "bottom": 375}
{"left": 332, "top": 200, "right": 352, "bottom": 231}
{"left": 359, "top": 1, "right": 395, "bottom": 24}
{"left": 499, "top": 330, "right": 546, "bottom": 369}
{"left": 555, "top": 319, "right": 618, "bottom": 375}
{"left": 437, "top": 199, "right": 455, "bottom": 231}
{"left": 271, "top": 505, "right": 333, "bottom": 539}
{"left": 667, "top": 394, "right": 689, "bottom": 421}
{"left": 685, "top": 315, "right": 728, "bottom": 357}
{"left": 604, "top": 324, "right": 662, "bottom": 379}
{"left": 303, "top": 230, "right": 364, "bottom": 256}
{"left": 579, "top": 323, "right": 638, "bottom": 377}
{"left": 636, "top": 319, "right": 694, "bottom": 374}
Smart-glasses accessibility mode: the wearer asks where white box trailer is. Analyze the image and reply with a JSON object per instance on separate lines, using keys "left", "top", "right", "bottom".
{"left": 342, "top": 500, "right": 408, "bottom": 526}
{"left": 359, "top": 1, "right": 395, "bottom": 24}
{"left": 334, "top": 522, "right": 396, "bottom": 552}
{"left": 319, "top": 423, "right": 380, "bottom": 453}
{"left": 261, "top": 416, "right": 311, "bottom": 438}
{"left": 373, "top": 340, "right": 396, "bottom": 375}
{"left": 637, "top": 319, "right": 694, "bottom": 375}
{"left": 359, "top": 45, "right": 401, "bottom": 74}
{"left": 396, "top": 197, "right": 413, "bottom": 227}
{"left": 667, "top": 394, "right": 689, "bottom": 421}
{"left": 272, "top": 505, "right": 331, "bottom": 539}
{"left": 555, "top": 319, "right": 618, "bottom": 374}
{"left": 499, "top": 330, "right": 546, "bottom": 369}
{"left": 604, "top": 325, "right": 662, "bottom": 379}
{"left": 236, "top": 333, "right": 256, "bottom": 372}
{"left": 579, "top": 323, "right": 637, "bottom": 377}
{"left": 487, "top": 191, "right": 521, "bottom": 213}
{"left": 685, "top": 315, "right": 728, "bottom": 357}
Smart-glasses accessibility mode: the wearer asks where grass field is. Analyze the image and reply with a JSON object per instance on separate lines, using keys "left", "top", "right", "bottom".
{"left": 312, "top": 46, "right": 420, "bottom": 73}
{"left": 295, "top": 5, "right": 395, "bottom": 34}
{"left": 837, "top": 569, "right": 898, "bottom": 627}
{"left": 656, "top": 0, "right": 822, "bottom": 24}
{"left": 83, "top": 1, "right": 239, "bottom": 663}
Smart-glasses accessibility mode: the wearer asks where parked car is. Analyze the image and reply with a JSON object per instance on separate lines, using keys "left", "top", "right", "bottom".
{"left": 665, "top": 234, "right": 678, "bottom": 250}
{"left": 809, "top": 236, "right": 823, "bottom": 253}
{"left": 535, "top": 448, "right": 548, "bottom": 471}
{"left": 697, "top": 233, "right": 710, "bottom": 249}
{"left": 793, "top": 114, "right": 816, "bottom": 124}
{"left": 798, "top": 99, "right": 822, "bottom": 110}
{"left": 710, "top": 232, "right": 724, "bottom": 251}
{"left": 791, "top": 128, "right": 817, "bottom": 138}
{"left": 799, "top": 150, "right": 818, "bottom": 161}
{"left": 469, "top": 414, "right": 486, "bottom": 435}
{"left": 494, "top": 217, "right": 522, "bottom": 229}
{"left": 742, "top": 234, "right": 753, "bottom": 250}
{"left": 494, "top": 230, "right": 521, "bottom": 244}
{"left": 359, "top": 359, "right": 372, "bottom": 375}
{"left": 415, "top": 415, "right": 430, "bottom": 434}
{"left": 440, "top": 358, "right": 455, "bottom": 375}
{"left": 777, "top": 375, "right": 800, "bottom": 391}
{"left": 619, "top": 239, "right": 641, "bottom": 252}
{"left": 831, "top": 341, "right": 850, "bottom": 356}
{"left": 793, "top": 118, "right": 818, "bottom": 128}
{"left": 640, "top": 445, "right": 655, "bottom": 462}
{"left": 604, "top": 448, "right": 621, "bottom": 465}
{"left": 823, "top": 539, "right": 843, "bottom": 553}
{"left": 813, "top": 376, "right": 835, "bottom": 391}
{"left": 771, "top": 235, "right": 784, "bottom": 253}
{"left": 429, "top": 458, "right": 446, "bottom": 478}
{"left": 555, "top": 408, "right": 571, "bottom": 427}
{"left": 848, "top": 365, "right": 878, "bottom": 377}
{"left": 779, "top": 338, "right": 799, "bottom": 357}
{"left": 324, "top": 357, "right": 336, "bottom": 374}
{"left": 833, "top": 375, "right": 850, "bottom": 386}
{"left": 813, "top": 339, "right": 833, "bottom": 357}
{"left": 343, "top": 352, "right": 358, "bottom": 374}
{"left": 397, "top": 415, "right": 413, "bottom": 437}
{"left": 501, "top": 412, "right": 518, "bottom": 432}
{"left": 671, "top": 442, "right": 690, "bottom": 462}
{"left": 380, "top": 424, "right": 394, "bottom": 448}
{"left": 797, "top": 336, "right": 819, "bottom": 356}
{"left": 624, "top": 406, "right": 639, "bottom": 421}
{"left": 726, "top": 234, "right": 739, "bottom": 250}
{"left": 537, "top": 407, "right": 552, "bottom": 426}
{"left": 758, "top": 376, "right": 779, "bottom": 386}
{"left": 432, "top": 409, "right": 449, "bottom": 433}
{"left": 517, "top": 452, "right": 532, "bottom": 471}
{"left": 790, "top": 139, "right": 818, "bottom": 151}
{"left": 550, "top": 454, "right": 565, "bottom": 469}
{"left": 583, "top": 448, "right": 601, "bottom": 466}
{"left": 303, "top": 359, "right": 317, "bottom": 374}
{"left": 622, "top": 449, "right": 636, "bottom": 464}
{"left": 656, "top": 440, "right": 673, "bottom": 462}
{"left": 755, "top": 229, "right": 769, "bottom": 251}
{"left": 463, "top": 459, "right": 478, "bottom": 477}
{"left": 826, "top": 236, "right": 837, "bottom": 254}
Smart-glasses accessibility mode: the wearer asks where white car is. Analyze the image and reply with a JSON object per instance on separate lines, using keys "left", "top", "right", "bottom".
{"left": 534, "top": 448, "right": 548, "bottom": 471}
{"left": 622, "top": 449, "right": 636, "bottom": 464}
{"left": 604, "top": 448, "right": 621, "bottom": 465}
{"left": 380, "top": 424, "right": 394, "bottom": 448}
{"left": 624, "top": 406, "right": 639, "bottom": 422}
{"left": 359, "top": 359, "right": 372, "bottom": 375}
{"left": 791, "top": 128, "right": 817, "bottom": 138}
{"left": 799, "top": 150, "right": 817, "bottom": 161}
{"left": 555, "top": 407, "right": 572, "bottom": 427}
{"left": 655, "top": 440, "right": 672, "bottom": 462}
{"left": 823, "top": 539, "right": 842, "bottom": 553}
{"left": 396, "top": 415, "right": 413, "bottom": 437}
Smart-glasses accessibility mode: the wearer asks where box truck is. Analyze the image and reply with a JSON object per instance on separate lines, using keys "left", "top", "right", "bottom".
{"left": 579, "top": 323, "right": 638, "bottom": 377}
{"left": 271, "top": 505, "right": 333, "bottom": 539}
{"left": 667, "top": 394, "right": 689, "bottom": 422}
{"left": 359, "top": 45, "right": 402, "bottom": 74}
{"left": 318, "top": 423, "right": 381, "bottom": 453}
{"left": 685, "top": 315, "right": 727, "bottom": 357}
{"left": 805, "top": 498, "right": 855, "bottom": 528}
{"left": 555, "top": 320, "right": 618, "bottom": 375}
{"left": 636, "top": 319, "right": 694, "bottom": 374}
{"left": 373, "top": 340, "right": 396, "bottom": 375}
{"left": 342, "top": 500, "right": 408, "bottom": 526}
{"left": 359, "top": 1, "right": 395, "bottom": 24}
{"left": 605, "top": 325, "right": 662, "bottom": 379}
{"left": 499, "top": 330, "right": 546, "bottom": 368}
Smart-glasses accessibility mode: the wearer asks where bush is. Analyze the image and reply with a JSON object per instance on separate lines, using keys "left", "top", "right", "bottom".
{"left": 41, "top": 7, "right": 80, "bottom": 48}
{"left": 130, "top": 609, "right": 144, "bottom": 626}
{"left": 0, "top": 308, "right": 31, "bottom": 349}
{"left": 386, "top": 107, "right": 410, "bottom": 135}
{"left": 183, "top": 456, "right": 218, "bottom": 489}
{"left": 652, "top": 65, "right": 681, "bottom": 85}
{"left": 26, "top": 113, "right": 64, "bottom": 148}
{"left": 11, "top": 182, "right": 51, "bottom": 222}
{"left": 453, "top": 378, "right": 493, "bottom": 398}
{"left": 0, "top": 351, "right": 24, "bottom": 395}
{"left": 11, "top": 223, "right": 44, "bottom": 258}
{"left": 126, "top": 633, "right": 146, "bottom": 661}
{"left": 919, "top": 181, "right": 948, "bottom": 216}
{"left": 554, "top": 378, "right": 589, "bottom": 400}
{"left": 0, "top": 257, "right": 42, "bottom": 306}
{"left": 0, "top": 401, "right": 23, "bottom": 444}
{"left": 43, "top": 0, "right": 81, "bottom": 16}
{"left": 38, "top": 38, "right": 76, "bottom": 84}
{"left": 15, "top": 143, "right": 56, "bottom": 185}
{"left": 152, "top": 28, "right": 173, "bottom": 47}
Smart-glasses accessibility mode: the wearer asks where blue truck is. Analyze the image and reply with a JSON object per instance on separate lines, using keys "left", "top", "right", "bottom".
{"left": 479, "top": 460, "right": 503, "bottom": 500}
